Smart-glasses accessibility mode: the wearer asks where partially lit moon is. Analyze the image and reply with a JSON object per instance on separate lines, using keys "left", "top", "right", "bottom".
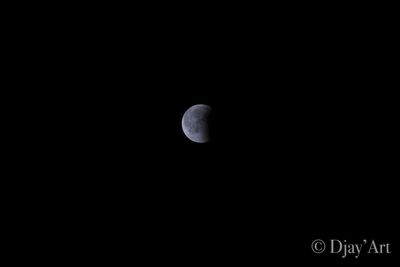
{"left": 182, "top": 104, "right": 211, "bottom": 143}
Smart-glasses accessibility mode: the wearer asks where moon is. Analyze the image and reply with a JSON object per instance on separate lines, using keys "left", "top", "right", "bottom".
{"left": 182, "top": 104, "right": 211, "bottom": 143}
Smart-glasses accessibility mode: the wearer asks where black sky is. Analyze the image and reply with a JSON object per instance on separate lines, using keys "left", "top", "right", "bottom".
{"left": 128, "top": 6, "right": 398, "bottom": 264}
{"left": 46, "top": 3, "right": 398, "bottom": 265}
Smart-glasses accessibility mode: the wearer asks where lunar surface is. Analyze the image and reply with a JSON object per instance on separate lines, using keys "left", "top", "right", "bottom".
{"left": 182, "top": 104, "right": 211, "bottom": 143}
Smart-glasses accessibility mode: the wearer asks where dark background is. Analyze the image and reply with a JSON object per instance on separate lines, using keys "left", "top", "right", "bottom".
{"left": 16, "top": 3, "right": 396, "bottom": 265}
{"left": 130, "top": 5, "right": 397, "bottom": 265}
{"left": 121, "top": 8, "right": 397, "bottom": 264}
{"left": 94, "top": 4, "right": 397, "bottom": 265}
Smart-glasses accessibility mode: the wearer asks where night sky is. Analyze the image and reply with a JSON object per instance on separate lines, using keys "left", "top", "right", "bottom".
{"left": 131, "top": 7, "right": 396, "bottom": 265}
{"left": 42, "top": 4, "right": 397, "bottom": 265}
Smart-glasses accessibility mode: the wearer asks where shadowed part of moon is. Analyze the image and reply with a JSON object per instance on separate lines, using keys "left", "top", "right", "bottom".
{"left": 182, "top": 104, "right": 211, "bottom": 143}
